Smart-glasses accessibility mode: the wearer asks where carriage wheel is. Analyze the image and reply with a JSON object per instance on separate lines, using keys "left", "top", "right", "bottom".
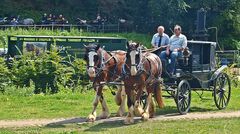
{"left": 213, "top": 73, "right": 231, "bottom": 110}
{"left": 176, "top": 80, "right": 191, "bottom": 115}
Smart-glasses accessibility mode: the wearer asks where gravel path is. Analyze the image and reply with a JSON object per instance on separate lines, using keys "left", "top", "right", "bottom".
{"left": 1, "top": 111, "right": 240, "bottom": 128}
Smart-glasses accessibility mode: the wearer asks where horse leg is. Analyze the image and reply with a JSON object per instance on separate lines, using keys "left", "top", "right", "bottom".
{"left": 87, "top": 87, "right": 100, "bottom": 122}
{"left": 148, "top": 94, "right": 155, "bottom": 118}
{"left": 87, "top": 85, "right": 109, "bottom": 121}
{"left": 98, "top": 86, "right": 110, "bottom": 119}
{"left": 134, "top": 84, "right": 144, "bottom": 116}
{"left": 116, "top": 81, "right": 126, "bottom": 117}
{"left": 124, "top": 85, "right": 134, "bottom": 124}
{"left": 154, "top": 82, "right": 164, "bottom": 108}
{"left": 142, "top": 89, "right": 152, "bottom": 121}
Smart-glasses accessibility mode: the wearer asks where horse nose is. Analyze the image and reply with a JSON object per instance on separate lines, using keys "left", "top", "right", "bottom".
{"left": 88, "top": 67, "right": 96, "bottom": 77}
{"left": 130, "top": 66, "right": 137, "bottom": 76}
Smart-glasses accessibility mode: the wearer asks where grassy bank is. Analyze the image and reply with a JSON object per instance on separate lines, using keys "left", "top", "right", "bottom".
{"left": 0, "top": 87, "right": 118, "bottom": 120}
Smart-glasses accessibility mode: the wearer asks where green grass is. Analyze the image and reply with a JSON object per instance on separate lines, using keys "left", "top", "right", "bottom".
{"left": 0, "top": 86, "right": 240, "bottom": 120}
{"left": 0, "top": 86, "right": 239, "bottom": 133}
{"left": 0, "top": 28, "right": 152, "bottom": 48}
{"left": 1, "top": 117, "right": 240, "bottom": 134}
{"left": 0, "top": 87, "right": 120, "bottom": 120}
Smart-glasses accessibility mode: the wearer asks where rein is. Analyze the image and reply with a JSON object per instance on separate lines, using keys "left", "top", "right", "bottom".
{"left": 142, "top": 46, "right": 163, "bottom": 53}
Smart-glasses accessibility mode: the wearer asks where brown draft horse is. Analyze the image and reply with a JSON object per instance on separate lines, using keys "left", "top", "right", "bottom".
{"left": 84, "top": 44, "right": 126, "bottom": 122}
{"left": 123, "top": 41, "right": 164, "bottom": 124}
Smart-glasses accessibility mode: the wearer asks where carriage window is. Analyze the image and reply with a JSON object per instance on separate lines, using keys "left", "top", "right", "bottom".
{"left": 98, "top": 39, "right": 111, "bottom": 43}
{"left": 112, "top": 39, "right": 122, "bottom": 43}
{"left": 202, "top": 45, "right": 210, "bottom": 64}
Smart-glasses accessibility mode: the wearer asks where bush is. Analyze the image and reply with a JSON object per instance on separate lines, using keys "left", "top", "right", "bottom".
{"left": 9, "top": 49, "right": 88, "bottom": 94}
{"left": 0, "top": 57, "right": 11, "bottom": 92}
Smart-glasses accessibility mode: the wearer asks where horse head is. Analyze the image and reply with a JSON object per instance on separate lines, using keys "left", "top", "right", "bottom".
{"left": 126, "top": 41, "right": 142, "bottom": 76}
{"left": 84, "top": 43, "right": 101, "bottom": 78}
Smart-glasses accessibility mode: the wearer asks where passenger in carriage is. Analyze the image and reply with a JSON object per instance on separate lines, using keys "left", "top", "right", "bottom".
{"left": 160, "top": 25, "right": 187, "bottom": 75}
{"left": 151, "top": 26, "right": 170, "bottom": 56}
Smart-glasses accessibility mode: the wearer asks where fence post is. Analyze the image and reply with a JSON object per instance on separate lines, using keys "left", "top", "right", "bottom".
{"left": 51, "top": 24, "right": 54, "bottom": 32}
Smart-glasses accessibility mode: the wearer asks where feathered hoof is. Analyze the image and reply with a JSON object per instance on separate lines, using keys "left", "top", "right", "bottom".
{"left": 116, "top": 109, "right": 125, "bottom": 117}
{"left": 141, "top": 112, "right": 149, "bottom": 121}
{"left": 87, "top": 114, "right": 96, "bottom": 122}
{"left": 124, "top": 117, "right": 134, "bottom": 125}
{"left": 134, "top": 106, "right": 144, "bottom": 116}
{"left": 99, "top": 111, "right": 110, "bottom": 119}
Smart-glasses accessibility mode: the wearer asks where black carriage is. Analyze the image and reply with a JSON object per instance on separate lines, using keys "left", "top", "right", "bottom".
{"left": 161, "top": 40, "right": 231, "bottom": 114}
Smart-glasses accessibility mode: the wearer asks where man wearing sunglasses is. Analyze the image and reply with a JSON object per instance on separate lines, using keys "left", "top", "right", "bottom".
{"left": 160, "top": 25, "right": 187, "bottom": 75}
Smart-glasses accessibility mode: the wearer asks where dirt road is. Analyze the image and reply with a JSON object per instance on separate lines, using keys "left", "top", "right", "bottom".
{"left": 1, "top": 111, "right": 240, "bottom": 128}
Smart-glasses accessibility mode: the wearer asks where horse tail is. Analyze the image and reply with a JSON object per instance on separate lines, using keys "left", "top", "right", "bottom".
{"left": 154, "top": 83, "right": 164, "bottom": 108}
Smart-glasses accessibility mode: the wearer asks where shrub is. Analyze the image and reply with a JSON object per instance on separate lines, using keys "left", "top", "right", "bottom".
{"left": 0, "top": 57, "right": 11, "bottom": 92}
{"left": 9, "top": 49, "right": 88, "bottom": 94}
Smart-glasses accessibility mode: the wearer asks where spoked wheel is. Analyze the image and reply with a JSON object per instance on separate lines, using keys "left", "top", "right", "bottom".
{"left": 213, "top": 73, "right": 231, "bottom": 110}
{"left": 175, "top": 80, "right": 191, "bottom": 115}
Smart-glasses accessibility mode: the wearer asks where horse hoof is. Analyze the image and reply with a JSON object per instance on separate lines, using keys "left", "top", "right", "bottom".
{"left": 141, "top": 113, "right": 149, "bottom": 121}
{"left": 134, "top": 107, "right": 144, "bottom": 116}
{"left": 149, "top": 114, "right": 154, "bottom": 118}
{"left": 87, "top": 115, "right": 96, "bottom": 122}
{"left": 116, "top": 109, "right": 125, "bottom": 117}
{"left": 99, "top": 111, "right": 110, "bottom": 119}
{"left": 116, "top": 112, "right": 124, "bottom": 117}
{"left": 124, "top": 117, "right": 134, "bottom": 125}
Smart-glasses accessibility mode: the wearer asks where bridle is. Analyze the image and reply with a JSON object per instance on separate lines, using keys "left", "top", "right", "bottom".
{"left": 127, "top": 45, "right": 145, "bottom": 75}
{"left": 87, "top": 47, "right": 118, "bottom": 78}
{"left": 86, "top": 48, "right": 105, "bottom": 75}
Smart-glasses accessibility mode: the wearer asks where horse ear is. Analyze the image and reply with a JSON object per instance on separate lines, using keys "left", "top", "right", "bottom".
{"left": 96, "top": 44, "right": 101, "bottom": 50}
{"left": 83, "top": 44, "right": 88, "bottom": 50}
{"left": 136, "top": 43, "right": 140, "bottom": 48}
